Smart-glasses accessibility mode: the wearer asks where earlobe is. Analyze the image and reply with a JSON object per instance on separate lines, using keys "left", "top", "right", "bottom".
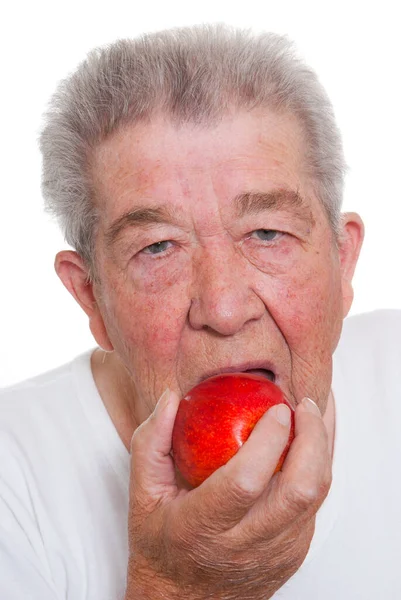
{"left": 54, "top": 251, "right": 114, "bottom": 351}
{"left": 338, "top": 213, "right": 365, "bottom": 317}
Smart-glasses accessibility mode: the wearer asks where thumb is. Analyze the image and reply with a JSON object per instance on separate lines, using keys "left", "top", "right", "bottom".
{"left": 130, "top": 388, "right": 181, "bottom": 508}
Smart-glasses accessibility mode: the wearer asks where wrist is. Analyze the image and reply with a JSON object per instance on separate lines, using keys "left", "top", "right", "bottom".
{"left": 125, "top": 560, "right": 181, "bottom": 600}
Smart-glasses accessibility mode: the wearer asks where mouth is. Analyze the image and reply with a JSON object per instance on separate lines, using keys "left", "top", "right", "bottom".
{"left": 199, "top": 362, "right": 276, "bottom": 385}
{"left": 243, "top": 368, "right": 275, "bottom": 382}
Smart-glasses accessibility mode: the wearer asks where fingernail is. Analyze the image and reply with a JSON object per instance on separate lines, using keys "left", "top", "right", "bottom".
{"left": 274, "top": 404, "right": 291, "bottom": 426}
{"left": 301, "top": 397, "right": 321, "bottom": 416}
{"left": 156, "top": 388, "right": 170, "bottom": 412}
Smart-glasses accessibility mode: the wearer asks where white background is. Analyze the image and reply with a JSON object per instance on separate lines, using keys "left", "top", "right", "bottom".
{"left": 1, "top": 0, "right": 400, "bottom": 387}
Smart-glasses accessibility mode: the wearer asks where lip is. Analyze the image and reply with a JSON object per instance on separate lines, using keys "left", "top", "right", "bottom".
{"left": 197, "top": 360, "right": 277, "bottom": 385}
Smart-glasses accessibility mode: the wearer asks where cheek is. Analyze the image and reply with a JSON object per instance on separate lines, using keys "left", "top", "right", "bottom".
{"left": 265, "top": 258, "right": 343, "bottom": 359}
{"left": 139, "top": 294, "right": 186, "bottom": 353}
{"left": 101, "top": 265, "right": 192, "bottom": 366}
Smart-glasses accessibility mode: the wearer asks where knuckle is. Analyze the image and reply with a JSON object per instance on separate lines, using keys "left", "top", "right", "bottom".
{"left": 285, "top": 481, "right": 321, "bottom": 512}
{"left": 222, "top": 470, "right": 260, "bottom": 504}
{"left": 320, "top": 469, "right": 333, "bottom": 499}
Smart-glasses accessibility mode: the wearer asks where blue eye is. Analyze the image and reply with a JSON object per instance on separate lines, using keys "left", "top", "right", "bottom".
{"left": 142, "top": 240, "right": 172, "bottom": 255}
{"left": 252, "top": 229, "right": 280, "bottom": 241}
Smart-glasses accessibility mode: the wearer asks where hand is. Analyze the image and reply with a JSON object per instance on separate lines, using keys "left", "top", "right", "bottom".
{"left": 125, "top": 391, "right": 332, "bottom": 600}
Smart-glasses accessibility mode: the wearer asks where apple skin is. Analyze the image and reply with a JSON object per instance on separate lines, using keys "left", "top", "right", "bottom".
{"left": 172, "top": 373, "right": 295, "bottom": 488}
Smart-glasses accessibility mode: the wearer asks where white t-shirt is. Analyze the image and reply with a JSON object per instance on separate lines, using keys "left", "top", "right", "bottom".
{"left": 0, "top": 310, "right": 400, "bottom": 599}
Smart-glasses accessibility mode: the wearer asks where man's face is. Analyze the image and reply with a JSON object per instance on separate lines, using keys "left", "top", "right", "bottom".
{"left": 89, "top": 110, "right": 358, "bottom": 415}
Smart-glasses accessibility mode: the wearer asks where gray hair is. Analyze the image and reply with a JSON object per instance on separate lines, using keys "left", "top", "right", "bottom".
{"left": 40, "top": 24, "right": 346, "bottom": 277}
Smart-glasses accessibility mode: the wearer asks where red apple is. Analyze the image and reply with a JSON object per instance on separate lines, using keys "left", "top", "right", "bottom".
{"left": 172, "top": 372, "right": 295, "bottom": 488}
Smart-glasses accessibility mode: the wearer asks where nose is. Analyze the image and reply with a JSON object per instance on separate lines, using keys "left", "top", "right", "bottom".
{"left": 188, "top": 246, "right": 265, "bottom": 336}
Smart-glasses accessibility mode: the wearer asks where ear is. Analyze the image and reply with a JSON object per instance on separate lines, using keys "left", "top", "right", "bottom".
{"left": 337, "top": 212, "right": 365, "bottom": 317}
{"left": 54, "top": 251, "right": 114, "bottom": 351}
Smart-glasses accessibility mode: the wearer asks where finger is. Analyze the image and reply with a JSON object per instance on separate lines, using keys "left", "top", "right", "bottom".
{"left": 228, "top": 397, "right": 331, "bottom": 543}
{"left": 182, "top": 403, "right": 293, "bottom": 531}
{"left": 130, "top": 388, "right": 181, "bottom": 509}
{"left": 271, "top": 397, "right": 332, "bottom": 522}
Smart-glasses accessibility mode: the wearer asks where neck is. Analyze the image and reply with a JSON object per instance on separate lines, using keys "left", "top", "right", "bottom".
{"left": 91, "top": 348, "right": 139, "bottom": 451}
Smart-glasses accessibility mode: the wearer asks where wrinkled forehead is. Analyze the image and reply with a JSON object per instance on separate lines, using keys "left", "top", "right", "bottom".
{"left": 90, "top": 109, "right": 319, "bottom": 224}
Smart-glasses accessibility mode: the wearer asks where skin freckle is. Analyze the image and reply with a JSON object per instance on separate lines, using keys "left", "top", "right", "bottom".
{"left": 83, "top": 109, "right": 361, "bottom": 425}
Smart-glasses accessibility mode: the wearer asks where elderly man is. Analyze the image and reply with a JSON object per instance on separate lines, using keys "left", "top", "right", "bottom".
{"left": 1, "top": 24, "right": 400, "bottom": 600}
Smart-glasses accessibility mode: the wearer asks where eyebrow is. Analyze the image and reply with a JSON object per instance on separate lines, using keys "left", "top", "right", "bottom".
{"left": 234, "top": 189, "right": 315, "bottom": 228}
{"left": 105, "top": 206, "right": 178, "bottom": 246}
{"left": 105, "top": 188, "right": 315, "bottom": 246}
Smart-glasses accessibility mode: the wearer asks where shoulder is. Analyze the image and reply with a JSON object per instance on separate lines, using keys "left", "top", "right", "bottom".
{"left": 0, "top": 360, "right": 74, "bottom": 404}
{"left": 0, "top": 350, "right": 96, "bottom": 496}
{"left": 0, "top": 350, "right": 93, "bottom": 404}
{"left": 0, "top": 361, "right": 71, "bottom": 432}
{"left": 0, "top": 350, "right": 94, "bottom": 442}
